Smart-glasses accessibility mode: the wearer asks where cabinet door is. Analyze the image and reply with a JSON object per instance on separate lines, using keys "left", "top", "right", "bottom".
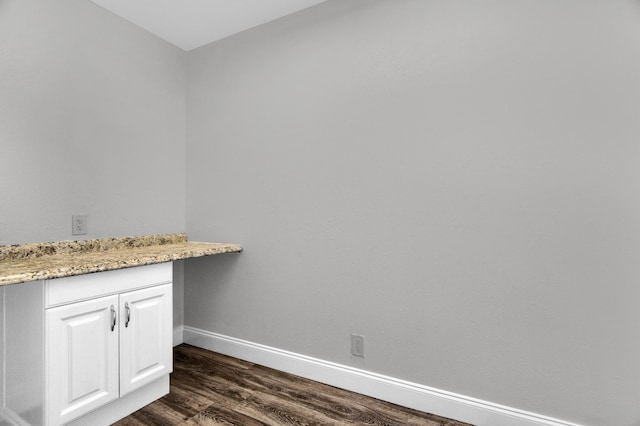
{"left": 119, "top": 283, "right": 172, "bottom": 396}
{"left": 46, "top": 295, "right": 119, "bottom": 426}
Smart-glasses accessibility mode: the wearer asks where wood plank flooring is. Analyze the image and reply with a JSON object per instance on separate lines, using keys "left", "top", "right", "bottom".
{"left": 115, "top": 344, "right": 473, "bottom": 426}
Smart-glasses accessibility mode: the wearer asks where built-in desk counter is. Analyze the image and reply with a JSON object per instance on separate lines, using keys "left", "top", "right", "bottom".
{"left": 0, "top": 233, "right": 242, "bottom": 286}
{"left": 0, "top": 233, "right": 241, "bottom": 425}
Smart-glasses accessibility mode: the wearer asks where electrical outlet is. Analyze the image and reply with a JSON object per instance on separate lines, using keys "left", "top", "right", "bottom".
{"left": 72, "top": 215, "right": 87, "bottom": 235}
{"left": 351, "top": 334, "right": 364, "bottom": 357}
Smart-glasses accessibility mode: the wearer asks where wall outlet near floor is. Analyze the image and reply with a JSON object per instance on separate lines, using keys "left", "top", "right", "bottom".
{"left": 351, "top": 334, "right": 364, "bottom": 357}
{"left": 72, "top": 215, "right": 88, "bottom": 235}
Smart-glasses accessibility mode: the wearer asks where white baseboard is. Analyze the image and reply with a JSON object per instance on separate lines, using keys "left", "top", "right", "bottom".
{"left": 183, "top": 326, "right": 584, "bottom": 426}
{"left": 173, "top": 325, "right": 184, "bottom": 347}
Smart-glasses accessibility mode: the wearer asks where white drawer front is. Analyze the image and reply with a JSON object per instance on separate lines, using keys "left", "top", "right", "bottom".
{"left": 45, "top": 262, "right": 172, "bottom": 308}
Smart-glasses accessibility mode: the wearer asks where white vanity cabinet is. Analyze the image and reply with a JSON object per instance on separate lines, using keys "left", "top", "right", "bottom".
{"left": 0, "top": 262, "right": 173, "bottom": 426}
{"left": 0, "top": 235, "right": 240, "bottom": 426}
{"left": 45, "top": 263, "right": 173, "bottom": 426}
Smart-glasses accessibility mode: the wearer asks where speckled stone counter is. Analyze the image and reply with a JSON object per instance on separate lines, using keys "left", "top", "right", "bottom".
{"left": 0, "top": 233, "right": 242, "bottom": 286}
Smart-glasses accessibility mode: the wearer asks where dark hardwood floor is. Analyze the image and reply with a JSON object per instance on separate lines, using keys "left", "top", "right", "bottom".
{"left": 115, "top": 344, "right": 473, "bottom": 426}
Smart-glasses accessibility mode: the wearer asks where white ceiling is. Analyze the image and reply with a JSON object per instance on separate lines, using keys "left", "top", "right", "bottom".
{"left": 89, "top": 0, "right": 328, "bottom": 51}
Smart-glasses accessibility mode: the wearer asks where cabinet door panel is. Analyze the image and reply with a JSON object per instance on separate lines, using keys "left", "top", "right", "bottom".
{"left": 46, "top": 295, "right": 119, "bottom": 426}
{"left": 119, "top": 283, "right": 172, "bottom": 396}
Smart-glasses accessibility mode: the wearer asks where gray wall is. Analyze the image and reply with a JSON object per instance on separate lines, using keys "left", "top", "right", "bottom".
{"left": 185, "top": 1, "right": 640, "bottom": 425}
{"left": 0, "top": 0, "right": 187, "bottom": 344}
{"left": 0, "top": 0, "right": 186, "bottom": 246}
{"left": 3, "top": 0, "right": 640, "bottom": 424}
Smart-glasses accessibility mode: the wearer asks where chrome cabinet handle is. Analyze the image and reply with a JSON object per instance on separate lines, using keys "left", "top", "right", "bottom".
{"left": 125, "top": 302, "right": 130, "bottom": 328}
{"left": 110, "top": 305, "right": 116, "bottom": 332}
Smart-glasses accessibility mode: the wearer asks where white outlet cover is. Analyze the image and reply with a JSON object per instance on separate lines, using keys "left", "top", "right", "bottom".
{"left": 72, "top": 215, "right": 88, "bottom": 235}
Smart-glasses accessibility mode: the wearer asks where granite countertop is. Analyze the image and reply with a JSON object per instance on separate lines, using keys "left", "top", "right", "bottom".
{"left": 0, "top": 233, "right": 242, "bottom": 286}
